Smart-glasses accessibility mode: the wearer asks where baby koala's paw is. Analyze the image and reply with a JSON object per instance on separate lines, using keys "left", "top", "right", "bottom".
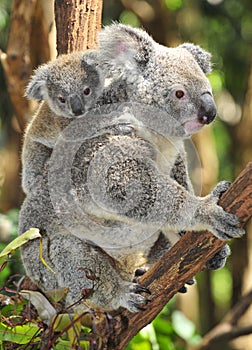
{"left": 124, "top": 283, "right": 151, "bottom": 313}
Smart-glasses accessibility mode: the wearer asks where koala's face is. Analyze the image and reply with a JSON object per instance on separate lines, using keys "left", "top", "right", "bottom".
{"left": 26, "top": 52, "right": 104, "bottom": 118}
{"left": 147, "top": 47, "right": 216, "bottom": 136}
{"left": 99, "top": 24, "right": 217, "bottom": 137}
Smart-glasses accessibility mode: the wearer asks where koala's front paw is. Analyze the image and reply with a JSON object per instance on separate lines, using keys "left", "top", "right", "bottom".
{"left": 211, "top": 180, "right": 231, "bottom": 199}
{"left": 206, "top": 244, "right": 231, "bottom": 270}
{"left": 211, "top": 206, "right": 244, "bottom": 240}
{"left": 126, "top": 283, "right": 151, "bottom": 312}
{"left": 198, "top": 181, "right": 245, "bottom": 241}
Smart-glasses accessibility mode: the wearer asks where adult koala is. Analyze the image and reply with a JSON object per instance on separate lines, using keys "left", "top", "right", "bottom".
{"left": 19, "top": 24, "right": 244, "bottom": 313}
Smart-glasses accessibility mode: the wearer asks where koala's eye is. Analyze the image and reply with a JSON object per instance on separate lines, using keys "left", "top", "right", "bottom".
{"left": 175, "top": 90, "right": 185, "bottom": 99}
{"left": 58, "top": 96, "right": 66, "bottom": 104}
{"left": 83, "top": 87, "right": 91, "bottom": 96}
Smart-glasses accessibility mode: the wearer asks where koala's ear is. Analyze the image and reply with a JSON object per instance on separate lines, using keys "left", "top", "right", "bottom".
{"left": 178, "top": 43, "right": 212, "bottom": 74}
{"left": 25, "top": 64, "right": 49, "bottom": 100}
{"left": 98, "top": 23, "right": 155, "bottom": 71}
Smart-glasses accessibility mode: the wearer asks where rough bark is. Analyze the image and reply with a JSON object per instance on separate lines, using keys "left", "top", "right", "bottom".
{"left": 0, "top": 0, "right": 54, "bottom": 210}
{"left": 0, "top": 0, "right": 37, "bottom": 131}
{"left": 96, "top": 161, "right": 252, "bottom": 350}
{"left": 54, "top": 0, "right": 103, "bottom": 54}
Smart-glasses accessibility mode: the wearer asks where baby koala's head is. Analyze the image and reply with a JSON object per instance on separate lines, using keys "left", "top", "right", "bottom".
{"left": 26, "top": 52, "right": 104, "bottom": 118}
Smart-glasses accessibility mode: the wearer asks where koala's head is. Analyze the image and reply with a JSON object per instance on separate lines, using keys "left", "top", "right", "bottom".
{"left": 26, "top": 52, "right": 104, "bottom": 118}
{"left": 98, "top": 24, "right": 217, "bottom": 136}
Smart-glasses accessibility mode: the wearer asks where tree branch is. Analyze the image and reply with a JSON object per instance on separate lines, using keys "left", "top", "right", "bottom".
{"left": 201, "top": 324, "right": 252, "bottom": 348}
{"left": 197, "top": 289, "right": 252, "bottom": 349}
{"left": 96, "top": 161, "right": 252, "bottom": 349}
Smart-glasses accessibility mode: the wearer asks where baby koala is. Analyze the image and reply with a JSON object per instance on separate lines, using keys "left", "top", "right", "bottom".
{"left": 22, "top": 51, "right": 104, "bottom": 194}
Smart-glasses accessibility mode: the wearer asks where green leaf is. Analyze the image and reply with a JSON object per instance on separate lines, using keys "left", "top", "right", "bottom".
{"left": 0, "top": 228, "right": 41, "bottom": 266}
{"left": 164, "top": 0, "right": 183, "bottom": 11}
{"left": 0, "top": 301, "right": 24, "bottom": 318}
{"left": 156, "top": 335, "right": 176, "bottom": 350}
{"left": 0, "top": 322, "right": 41, "bottom": 344}
{"left": 20, "top": 290, "right": 56, "bottom": 325}
{"left": 54, "top": 339, "right": 90, "bottom": 349}
{"left": 171, "top": 311, "right": 195, "bottom": 341}
{"left": 153, "top": 316, "right": 174, "bottom": 335}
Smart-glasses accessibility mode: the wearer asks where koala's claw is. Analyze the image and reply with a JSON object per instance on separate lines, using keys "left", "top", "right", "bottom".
{"left": 178, "top": 285, "right": 187, "bottom": 293}
{"left": 131, "top": 298, "right": 152, "bottom": 312}
{"left": 206, "top": 244, "right": 231, "bottom": 270}
{"left": 213, "top": 210, "right": 245, "bottom": 240}
{"left": 130, "top": 284, "right": 151, "bottom": 295}
{"left": 178, "top": 278, "right": 196, "bottom": 293}
{"left": 186, "top": 278, "right": 196, "bottom": 286}
{"left": 126, "top": 283, "right": 151, "bottom": 312}
{"left": 134, "top": 267, "right": 147, "bottom": 277}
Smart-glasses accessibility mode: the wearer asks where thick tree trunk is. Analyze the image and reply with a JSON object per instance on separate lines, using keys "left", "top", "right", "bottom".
{"left": 0, "top": 0, "right": 54, "bottom": 211}
{"left": 54, "top": 0, "right": 103, "bottom": 54}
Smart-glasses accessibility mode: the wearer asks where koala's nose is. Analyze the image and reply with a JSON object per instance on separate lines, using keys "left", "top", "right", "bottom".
{"left": 198, "top": 92, "right": 217, "bottom": 125}
{"left": 70, "top": 95, "right": 84, "bottom": 116}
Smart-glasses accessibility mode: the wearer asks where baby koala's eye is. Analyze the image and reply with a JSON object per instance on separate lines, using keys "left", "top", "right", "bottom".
{"left": 58, "top": 96, "right": 66, "bottom": 104}
{"left": 175, "top": 90, "right": 185, "bottom": 99}
{"left": 83, "top": 87, "right": 91, "bottom": 96}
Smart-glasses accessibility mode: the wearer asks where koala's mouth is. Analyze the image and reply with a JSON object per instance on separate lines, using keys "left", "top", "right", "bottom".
{"left": 183, "top": 119, "right": 205, "bottom": 135}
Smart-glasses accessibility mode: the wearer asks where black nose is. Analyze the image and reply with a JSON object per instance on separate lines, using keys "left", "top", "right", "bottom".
{"left": 70, "top": 95, "right": 84, "bottom": 116}
{"left": 198, "top": 93, "right": 217, "bottom": 125}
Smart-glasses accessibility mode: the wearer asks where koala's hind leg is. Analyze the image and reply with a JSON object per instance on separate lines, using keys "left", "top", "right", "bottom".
{"left": 50, "top": 235, "right": 151, "bottom": 312}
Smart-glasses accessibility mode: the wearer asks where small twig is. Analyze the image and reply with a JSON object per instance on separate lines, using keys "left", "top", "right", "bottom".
{"left": 225, "top": 290, "right": 252, "bottom": 325}
{"left": 200, "top": 325, "right": 252, "bottom": 349}
{"left": 195, "top": 288, "right": 252, "bottom": 349}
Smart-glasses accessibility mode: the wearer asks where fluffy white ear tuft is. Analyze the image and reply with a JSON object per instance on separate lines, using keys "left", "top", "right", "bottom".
{"left": 98, "top": 23, "right": 155, "bottom": 71}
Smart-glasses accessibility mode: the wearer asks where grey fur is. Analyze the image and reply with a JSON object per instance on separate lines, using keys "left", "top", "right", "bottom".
{"left": 22, "top": 51, "right": 104, "bottom": 194}
{"left": 19, "top": 24, "right": 244, "bottom": 313}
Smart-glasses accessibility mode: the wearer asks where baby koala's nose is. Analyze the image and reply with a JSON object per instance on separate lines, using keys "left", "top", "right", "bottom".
{"left": 198, "top": 92, "right": 217, "bottom": 125}
{"left": 70, "top": 95, "right": 84, "bottom": 116}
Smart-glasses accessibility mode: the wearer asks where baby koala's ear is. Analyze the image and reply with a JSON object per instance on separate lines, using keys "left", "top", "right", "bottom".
{"left": 178, "top": 43, "right": 212, "bottom": 74}
{"left": 25, "top": 64, "right": 49, "bottom": 100}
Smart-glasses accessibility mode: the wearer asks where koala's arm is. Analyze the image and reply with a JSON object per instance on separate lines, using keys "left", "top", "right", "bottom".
{"left": 86, "top": 134, "right": 244, "bottom": 241}
{"left": 22, "top": 103, "right": 63, "bottom": 194}
{"left": 22, "top": 138, "right": 52, "bottom": 194}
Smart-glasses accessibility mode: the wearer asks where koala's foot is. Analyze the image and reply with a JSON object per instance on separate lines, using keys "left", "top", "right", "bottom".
{"left": 178, "top": 278, "right": 196, "bottom": 293}
{"left": 125, "top": 283, "right": 151, "bottom": 312}
{"left": 197, "top": 181, "right": 245, "bottom": 241}
{"left": 206, "top": 244, "right": 231, "bottom": 270}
